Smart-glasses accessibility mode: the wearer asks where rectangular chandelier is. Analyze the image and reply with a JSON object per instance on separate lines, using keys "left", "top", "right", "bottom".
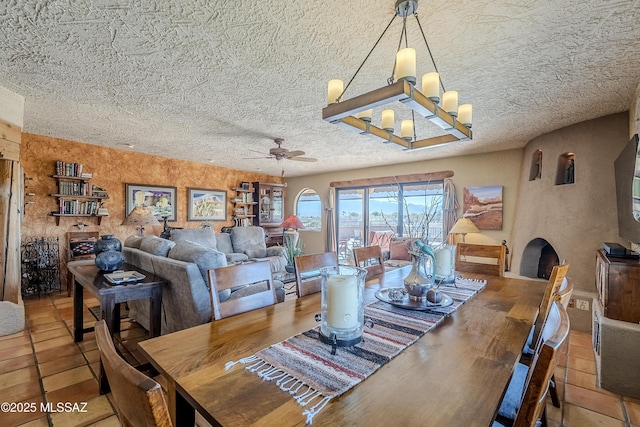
{"left": 322, "top": 0, "right": 473, "bottom": 151}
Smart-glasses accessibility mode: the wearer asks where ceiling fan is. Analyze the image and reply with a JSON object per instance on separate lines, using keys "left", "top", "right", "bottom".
{"left": 246, "top": 138, "right": 317, "bottom": 163}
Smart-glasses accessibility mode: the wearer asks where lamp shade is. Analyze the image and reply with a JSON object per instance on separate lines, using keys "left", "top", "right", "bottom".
{"left": 280, "top": 215, "right": 304, "bottom": 230}
{"left": 449, "top": 217, "right": 479, "bottom": 235}
{"left": 121, "top": 206, "right": 161, "bottom": 227}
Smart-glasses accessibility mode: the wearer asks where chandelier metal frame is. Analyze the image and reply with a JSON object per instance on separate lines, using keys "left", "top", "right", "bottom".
{"left": 321, "top": 0, "right": 472, "bottom": 151}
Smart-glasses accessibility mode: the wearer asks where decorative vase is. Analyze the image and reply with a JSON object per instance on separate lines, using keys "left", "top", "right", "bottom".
{"left": 285, "top": 265, "right": 295, "bottom": 273}
{"left": 94, "top": 235, "right": 123, "bottom": 272}
{"left": 94, "top": 234, "right": 122, "bottom": 254}
{"left": 95, "top": 250, "right": 124, "bottom": 272}
{"left": 404, "top": 240, "right": 436, "bottom": 299}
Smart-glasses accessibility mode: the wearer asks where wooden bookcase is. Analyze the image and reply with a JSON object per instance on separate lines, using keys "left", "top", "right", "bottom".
{"left": 232, "top": 184, "right": 257, "bottom": 227}
{"left": 253, "top": 182, "right": 285, "bottom": 246}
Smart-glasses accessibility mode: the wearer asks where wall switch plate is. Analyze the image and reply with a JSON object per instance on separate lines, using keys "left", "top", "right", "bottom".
{"left": 575, "top": 299, "right": 590, "bottom": 311}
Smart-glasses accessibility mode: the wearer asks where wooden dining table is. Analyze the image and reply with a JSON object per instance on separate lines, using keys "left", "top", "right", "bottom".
{"left": 138, "top": 266, "right": 547, "bottom": 427}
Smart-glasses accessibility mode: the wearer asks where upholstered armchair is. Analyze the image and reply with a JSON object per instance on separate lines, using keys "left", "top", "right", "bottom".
{"left": 229, "top": 226, "right": 287, "bottom": 274}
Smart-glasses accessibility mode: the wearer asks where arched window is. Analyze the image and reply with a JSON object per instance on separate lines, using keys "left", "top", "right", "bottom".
{"left": 295, "top": 188, "right": 322, "bottom": 231}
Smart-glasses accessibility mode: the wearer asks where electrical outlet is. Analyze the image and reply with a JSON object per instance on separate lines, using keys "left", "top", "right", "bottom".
{"left": 575, "top": 299, "right": 589, "bottom": 311}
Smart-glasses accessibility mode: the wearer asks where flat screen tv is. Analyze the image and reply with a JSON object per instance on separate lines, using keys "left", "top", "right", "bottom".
{"left": 615, "top": 133, "right": 640, "bottom": 243}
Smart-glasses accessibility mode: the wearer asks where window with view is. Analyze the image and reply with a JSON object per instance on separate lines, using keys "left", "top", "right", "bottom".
{"left": 336, "top": 181, "right": 444, "bottom": 262}
{"left": 295, "top": 188, "right": 322, "bottom": 231}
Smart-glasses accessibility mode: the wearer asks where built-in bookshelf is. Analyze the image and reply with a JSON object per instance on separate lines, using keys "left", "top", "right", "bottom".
{"left": 232, "top": 182, "right": 257, "bottom": 227}
{"left": 51, "top": 161, "right": 109, "bottom": 225}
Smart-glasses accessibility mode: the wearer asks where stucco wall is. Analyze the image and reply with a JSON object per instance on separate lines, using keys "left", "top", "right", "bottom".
{"left": 20, "top": 133, "right": 283, "bottom": 289}
{"left": 285, "top": 149, "right": 524, "bottom": 258}
{"left": 510, "top": 113, "right": 629, "bottom": 294}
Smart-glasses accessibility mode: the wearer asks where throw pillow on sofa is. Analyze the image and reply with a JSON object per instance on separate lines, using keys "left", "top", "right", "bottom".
{"left": 170, "top": 228, "right": 217, "bottom": 250}
{"left": 244, "top": 245, "right": 267, "bottom": 259}
{"left": 168, "top": 240, "right": 230, "bottom": 301}
{"left": 140, "top": 236, "right": 176, "bottom": 257}
{"left": 124, "top": 236, "right": 144, "bottom": 249}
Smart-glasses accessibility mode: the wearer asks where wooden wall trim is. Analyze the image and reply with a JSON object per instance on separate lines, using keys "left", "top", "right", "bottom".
{"left": 329, "top": 171, "right": 454, "bottom": 188}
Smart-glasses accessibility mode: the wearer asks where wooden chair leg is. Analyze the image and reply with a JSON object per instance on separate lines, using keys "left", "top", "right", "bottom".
{"left": 549, "top": 373, "right": 560, "bottom": 408}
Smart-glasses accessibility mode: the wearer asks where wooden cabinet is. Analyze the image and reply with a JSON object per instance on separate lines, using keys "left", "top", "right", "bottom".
{"left": 50, "top": 162, "right": 108, "bottom": 225}
{"left": 232, "top": 185, "right": 257, "bottom": 227}
{"left": 595, "top": 249, "right": 640, "bottom": 323}
{"left": 253, "top": 182, "right": 285, "bottom": 246}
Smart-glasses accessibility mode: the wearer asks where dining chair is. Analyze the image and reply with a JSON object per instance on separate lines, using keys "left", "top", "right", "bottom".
{"left": 208, "top": 260, "right": 277, "bottom": 320}
{"left": 555, "top": 276, "right": 574, "bottom": 309}
{"left": 493, "top": 301, "right": 570, "bottom": 427}
{"left": 293, "top": 252, "right": 338, "bottom": 297}
{"left": 353, "top": 245, "right": 385, "bottom": 278}
{"left": 529, "top": 263, "right": 570, "bottom": 356}
{"left": 455, "top": 243, "right": 506, "bottom": 277}
{"left": 94, "top": 320, "right": 172, "bottom": 427}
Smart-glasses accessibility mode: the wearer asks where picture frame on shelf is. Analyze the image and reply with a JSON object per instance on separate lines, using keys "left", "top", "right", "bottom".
{"left": 187, "top": 188, "right": 227, "bottom": 221}
{"left": 125, "top": 183, "right": 177, "bottom": 221}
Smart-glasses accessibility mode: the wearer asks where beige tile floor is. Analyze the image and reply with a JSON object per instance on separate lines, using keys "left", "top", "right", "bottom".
{"left": 1, "top": 292, "right": 639, "bottom": 426}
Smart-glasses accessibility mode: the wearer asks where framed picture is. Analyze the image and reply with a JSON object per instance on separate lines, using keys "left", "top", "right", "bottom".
{"left": 462, "top": 185, "right": 503, "bottom": 230}
{"left": 187, "top": 188, "right": 227, "bottom": 221}
{"left": 125, "top": 184, "right": 177, "bottom": 221}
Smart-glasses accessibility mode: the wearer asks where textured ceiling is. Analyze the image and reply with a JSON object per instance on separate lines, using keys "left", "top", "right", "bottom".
{"left": 1, "top": 0, "right": 640, "bottom": 177}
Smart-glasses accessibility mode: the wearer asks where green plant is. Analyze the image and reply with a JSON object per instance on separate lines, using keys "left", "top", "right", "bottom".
{"left": 282, "top": 236, "right": 303, "bottom": 266}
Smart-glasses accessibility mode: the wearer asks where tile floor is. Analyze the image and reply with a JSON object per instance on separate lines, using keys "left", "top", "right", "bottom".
{"left": 1, "top": 292, "right": 639, "bottom": 426}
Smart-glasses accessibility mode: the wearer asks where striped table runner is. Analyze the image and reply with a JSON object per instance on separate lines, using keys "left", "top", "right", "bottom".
{"left": 225, "top": 277, "right": 486, "bottom": 424}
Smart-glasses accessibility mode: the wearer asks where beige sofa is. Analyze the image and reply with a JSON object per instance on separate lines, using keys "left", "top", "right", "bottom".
{"left": 123, "top": 234, "right": 284, "bottom": 335}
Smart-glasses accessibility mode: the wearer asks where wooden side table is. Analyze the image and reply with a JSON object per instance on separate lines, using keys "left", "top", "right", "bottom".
{"left": 69, "top": 262, "right": 166, "bottom": 392}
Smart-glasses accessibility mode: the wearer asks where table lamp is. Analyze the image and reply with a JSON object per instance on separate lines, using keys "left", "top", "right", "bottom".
{"left": 121, "top": 206, "right": 160, "bottom": 236}
{"left": 449, "top": 218, "right": 479, "bottom": 243}
{"left": 280, "top": 214, "right": 304, "bottom": 248}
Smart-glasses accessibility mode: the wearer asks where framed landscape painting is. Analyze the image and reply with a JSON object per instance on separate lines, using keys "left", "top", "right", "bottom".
{"left": 462, "top": 186, "right": 503, "bottom": 230}
{"left": 187, "top": 188, "right": 227, "bottom": 221}
{"left": 125, "top": 184, "right": 177, "bottom": 221}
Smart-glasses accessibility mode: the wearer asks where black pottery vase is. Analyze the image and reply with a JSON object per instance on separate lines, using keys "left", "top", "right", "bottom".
{"left": 94, "top": 235, "right": 122, "bottom": 254}
{"left": 95, "top": 250, "right": 124, "bottom": 272}
{"left": 94, "top": 235, "right": 123, "bottom": 272}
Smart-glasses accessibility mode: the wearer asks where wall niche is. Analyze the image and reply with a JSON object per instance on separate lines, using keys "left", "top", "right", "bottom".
{"left": 529, "top": 149, "right": 543, "bottom": 181}
{"left": 556, "top": 152, "right": 575, "bottom": 185}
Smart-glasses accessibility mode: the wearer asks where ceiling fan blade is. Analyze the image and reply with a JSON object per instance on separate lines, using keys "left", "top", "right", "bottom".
{"left": 247, "top": 148, "right": 268, "bottom": 155}
{"left": 289, "top": 156, "right": 317, "bottom": 162}
{"left": 286, "top": 150, "right": 306, "bottom": 157}
{"left": 242, "top": 156, "right": 273, "bottom": 160}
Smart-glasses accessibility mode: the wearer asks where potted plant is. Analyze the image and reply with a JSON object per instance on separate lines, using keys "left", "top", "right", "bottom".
{"left": 283, "top": 237, "right": 303, "bottom": 273}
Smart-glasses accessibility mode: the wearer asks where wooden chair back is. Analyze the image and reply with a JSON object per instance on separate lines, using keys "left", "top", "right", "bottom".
{"left": 94, "top": 320, "right": 172, "bottom": 427}
{"left": 530, "top": 263, "right": 570, "bottom": 356}
{"left": 455, "top": 243, "right": 506, "bottom": 277}
{"left": 353, "top": 245, "right": 385, "bottom": 278}
{"left": 555, "top": 276, "right": 574, "bottom": 309}
{"left": 514, "top": 302, "right": 570, "bottom": 427}
{"left": 294, "top": 252, "right": 338, "bottom": 298}
{"left": 208, "top": 261, "right": 277, "bottom": 320}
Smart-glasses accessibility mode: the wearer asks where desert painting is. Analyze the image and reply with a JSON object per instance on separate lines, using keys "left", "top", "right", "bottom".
{"left": 463, "top": 186, "right": 503, "bottom": 230}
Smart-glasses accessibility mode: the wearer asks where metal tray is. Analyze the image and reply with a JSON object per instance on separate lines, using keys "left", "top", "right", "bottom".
{"left": 104, "top": 271, "right": 145, "bottom": 285}
{"left": 375, "top": 287, "right": 453, "bottom": 310}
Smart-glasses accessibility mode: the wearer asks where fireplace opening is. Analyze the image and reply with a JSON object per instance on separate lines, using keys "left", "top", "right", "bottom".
{"left": 519, "top": 238, "right": 560, "bottom": 279}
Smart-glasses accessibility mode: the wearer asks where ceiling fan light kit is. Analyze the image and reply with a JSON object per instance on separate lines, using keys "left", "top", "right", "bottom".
{"left": 322, "top": 0, "right": 473, "bottom": 151}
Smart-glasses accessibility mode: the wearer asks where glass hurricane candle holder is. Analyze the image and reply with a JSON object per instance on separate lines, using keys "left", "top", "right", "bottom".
{"left": 319, "top": 265, "right": 367, "bottom": 350}
{"left": 434, "top": 244, "right": 457, "bottom": 285}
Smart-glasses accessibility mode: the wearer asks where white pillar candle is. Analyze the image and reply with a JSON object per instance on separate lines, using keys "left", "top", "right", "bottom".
{"left": 422, "top": 72, "right": 440, "bottom": 102}
{"left": 401, "top": 120, "right": 413, "bottom": 140}
{"left": 435, "top": 247, "right": 453, "bottom": 277}
{"left": 396, "top": 48, "right": 416, "bottom": 83}
{"left": 327, "top": 79, "right": 344, "bottom": 104}
{"left": 326, "top": 275, "right": 358, "bottom": 329}
{"left": 381, "top": 109, "right": 394, "bottom": 131}
{"left": 357, "top": 109, "right": 373, "bottom": 122}
{"left": 458, "top": 104, "right": 472, "bottom": 127}
{"left": 442, "top": 91, "right": 458, "bottom": 117}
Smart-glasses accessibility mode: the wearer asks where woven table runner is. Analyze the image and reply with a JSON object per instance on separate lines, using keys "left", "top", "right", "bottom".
{"left": 225, "top": 277, "right": 486, "bottom": 424}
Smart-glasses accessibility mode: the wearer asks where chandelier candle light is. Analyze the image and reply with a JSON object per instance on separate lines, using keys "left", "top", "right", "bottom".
{"left": 322, "top": 0, "right": 472, "bottom": 151}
